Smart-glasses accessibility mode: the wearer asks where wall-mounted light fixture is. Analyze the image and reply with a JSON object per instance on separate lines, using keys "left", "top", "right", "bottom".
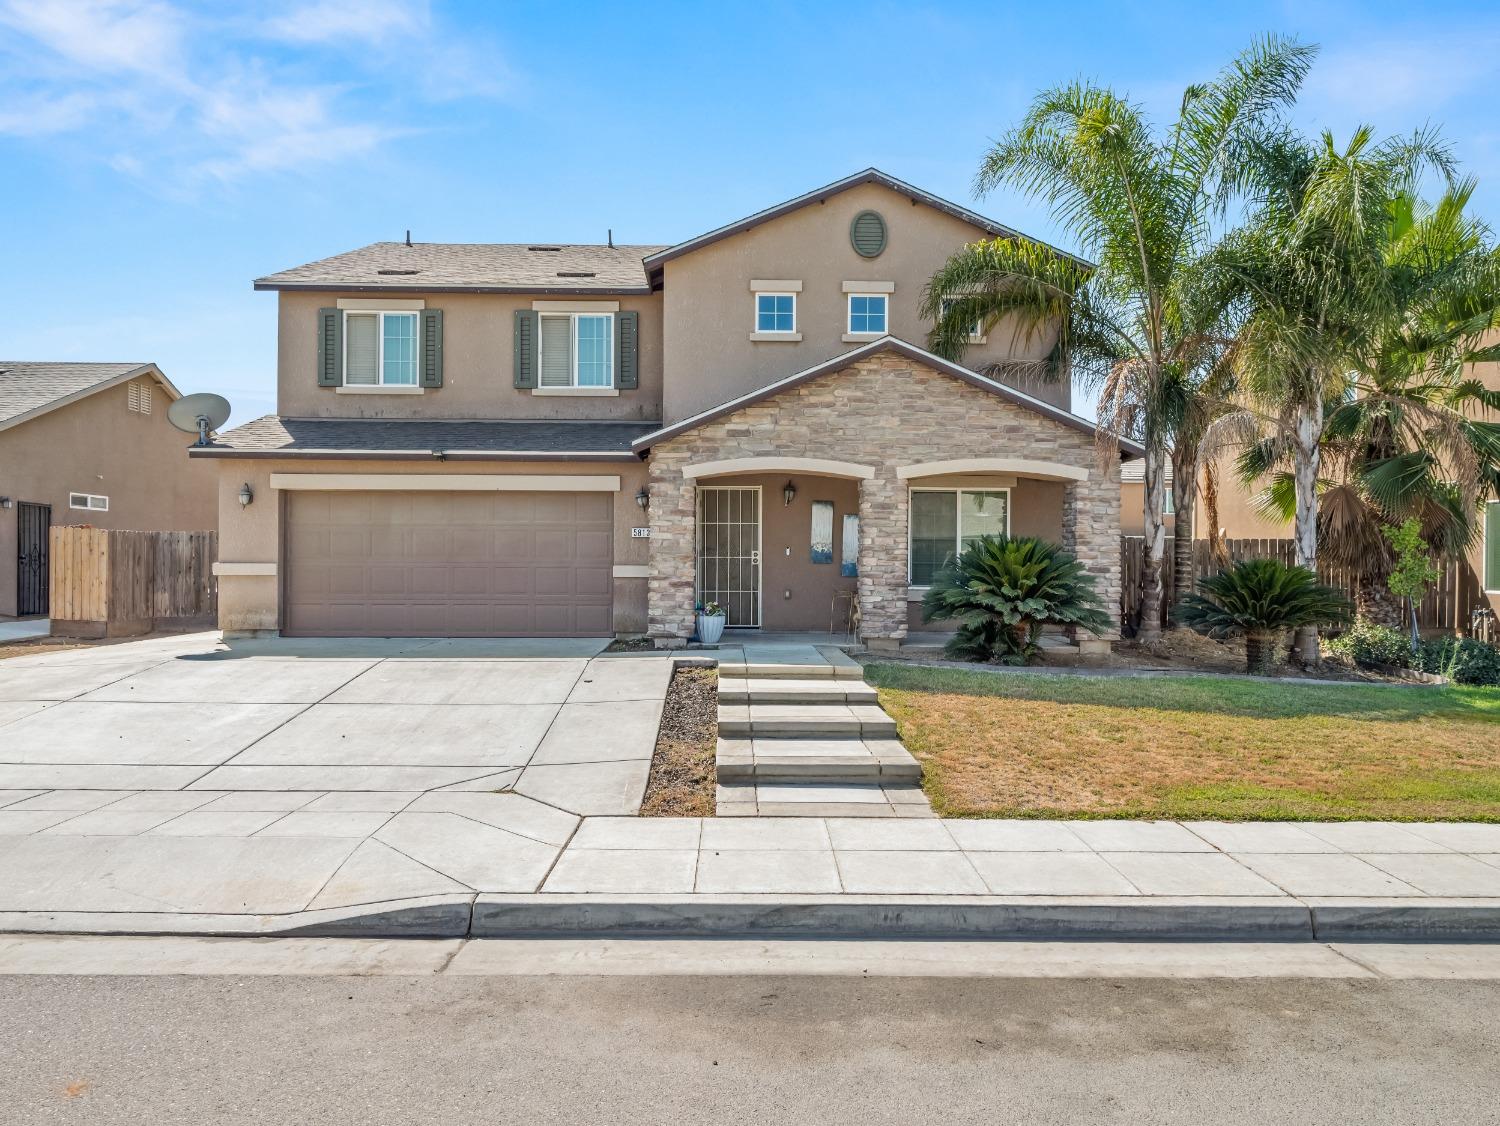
{"left": 238, "top": 483, "right": 254, "bottom": 508}
{"left": 783, "top": 480, "right": 797, "bottom": 507}
{"left": 634, "top": 487, "right": 650, "bottom": 511}
{"left": 0, "top": 496, "right": 11, "bottom": 510}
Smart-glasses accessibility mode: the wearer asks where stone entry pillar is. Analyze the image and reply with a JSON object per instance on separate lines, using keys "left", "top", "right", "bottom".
{"left": 856, "top": 473, "right": 908, "bottom": 649}
{"left": 647, "top": 460, "right": 697, "bottom": 647}
{"left": 1060, "top": 471, "right": 1122, "bottom": 643}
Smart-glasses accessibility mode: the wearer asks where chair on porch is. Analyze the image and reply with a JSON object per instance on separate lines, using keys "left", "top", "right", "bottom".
{"left": 831, "top": 589, "right": 860, "bottom": 640}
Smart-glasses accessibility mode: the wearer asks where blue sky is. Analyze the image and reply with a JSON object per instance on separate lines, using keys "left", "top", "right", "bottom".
{"left": 3, "top": 0, "right": 1498, "bottom": 426}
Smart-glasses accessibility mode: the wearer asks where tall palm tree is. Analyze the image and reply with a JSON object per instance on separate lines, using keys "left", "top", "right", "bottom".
{"left": 1202, "top": 126, "right": 1455, "bottom": 660}
{"left": 1235, "top": 181, "right": 1500, "bottom": 623}
{"left": 922, "top": 35, "right": 1316, "bottom": 641}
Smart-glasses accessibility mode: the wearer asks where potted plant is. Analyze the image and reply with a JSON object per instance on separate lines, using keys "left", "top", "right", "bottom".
{"left": 695, "top": 601, "right": 727, "bottom": 644}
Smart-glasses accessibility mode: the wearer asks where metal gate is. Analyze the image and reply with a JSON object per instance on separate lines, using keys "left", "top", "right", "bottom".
{"left": 696, "top": 486, "right": 761, "bottom": 627}
{"left": 16, "top": 502, "right": 50, "bottom": 616}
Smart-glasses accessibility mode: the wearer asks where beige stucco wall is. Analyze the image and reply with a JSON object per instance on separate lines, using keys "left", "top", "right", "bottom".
{"left": 0, "top": 377, "right": 217, "bottom": 617}
{"left": 646, "top": 352, "right": 1119, "bottom": 645}
{"left": 661, "top": 181, "right": 1067, "bottom": 424}
{"left": 212, "top": 456, "right": 649, "bottom": 634}
{"left": 274, "top": 291, "right": 664, "bottom": 423}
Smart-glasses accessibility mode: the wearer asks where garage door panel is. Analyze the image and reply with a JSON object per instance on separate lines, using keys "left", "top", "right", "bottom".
{"left": 286, "top": 490, "right": 613, "bottom": 637}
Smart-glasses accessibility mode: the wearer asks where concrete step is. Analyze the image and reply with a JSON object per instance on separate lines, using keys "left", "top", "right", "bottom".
{"left": 716, "top": 737, "right": 921, "bottom": 784}
{"left": 717, "top": 677, "right": 878, "bottom": 706}
{"left": 714, "top": 779, "right": 936, "bottom": 818}
{"left": 718, "top": 704, "right": 897, "bottom": 739}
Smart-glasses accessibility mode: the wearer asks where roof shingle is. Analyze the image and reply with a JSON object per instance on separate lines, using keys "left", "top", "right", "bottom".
{"left": 0, "top": 362, "right": 158, "bottom": 427}
{"left": 191, "top": 416, "right": 655, "bottom": 460}
{"left": 255, "top": 242, "right": 667, "bottom": 293}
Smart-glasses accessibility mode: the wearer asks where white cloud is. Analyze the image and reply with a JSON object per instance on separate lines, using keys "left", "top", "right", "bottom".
{"left": 0, "top": 0, "right": 514, "bottom": 189}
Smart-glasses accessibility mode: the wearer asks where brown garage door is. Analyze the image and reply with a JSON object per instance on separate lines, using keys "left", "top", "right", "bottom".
{"left": 284, "top": 491, "right": 613, "bottom": 637}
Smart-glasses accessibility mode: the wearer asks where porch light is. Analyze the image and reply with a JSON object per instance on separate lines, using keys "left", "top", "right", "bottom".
{"left": 238, "top": 483, "right": 254, "bottom": 508}
{"left": 0, "top": 497, "right": 10, "bottom": 509}
{"left": 783, "top": 480, "right": 797, "bottom": 507}
{"left": 634, "top": 487, "right": 650, "bottom": 511}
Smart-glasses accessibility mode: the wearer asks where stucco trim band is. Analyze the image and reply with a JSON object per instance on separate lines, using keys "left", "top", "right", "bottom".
{"left": 336, "top": 298, "right": 425, "bottom": 310}
{"left": 267, "top": 473, "right": 622, "bottom": 492}
{"left": 531, "top": 299, "right": 621, "bottom": 312}
{"left": 612, "top": 565, "right": 651, "bottom": 578}
{"left": 682, "top": 457, "right": 876, "bottom": 481}
{"left": 213, "top": 562, "right": 278, "bottom": 576}
{"left": 898, "top": 458, "right": 1090, "bottom": 482}
{"left": 841, "top": 280, "right": 895, "bottom": 293}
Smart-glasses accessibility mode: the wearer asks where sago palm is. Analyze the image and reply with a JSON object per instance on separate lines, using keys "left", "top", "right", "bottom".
{"left": 1178, "top": 559, "right": 1353, "bottom": 675}
{"left": 922, "top": 34, "right": 1316, "bottom": 641}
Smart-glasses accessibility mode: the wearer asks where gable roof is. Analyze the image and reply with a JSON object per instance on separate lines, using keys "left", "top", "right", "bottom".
{"left": 631, "top": 336, "right": 1144, "bottom": 457}
{"left": 642, "top": 168, "right": 1091, "bottom": 271}
{"left": 0, "top": 362, "right": 179, "bottom": 434}
{"left": 254, "top": 242, "right": 667, "bottom": 295}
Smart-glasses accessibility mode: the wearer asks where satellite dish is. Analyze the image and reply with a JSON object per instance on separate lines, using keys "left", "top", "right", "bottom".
{"left": 168, "top": 393, "right": 231, "bottom": 446}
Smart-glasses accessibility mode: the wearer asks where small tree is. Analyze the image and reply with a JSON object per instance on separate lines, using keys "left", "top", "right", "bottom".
{"left": 1382, "top": 518, "right": 1441, "bottom": 653}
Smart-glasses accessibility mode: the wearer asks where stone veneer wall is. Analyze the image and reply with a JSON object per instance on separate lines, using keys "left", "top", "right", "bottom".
{"left": 646, "top": 352, "right": 1122, "bottom": 644}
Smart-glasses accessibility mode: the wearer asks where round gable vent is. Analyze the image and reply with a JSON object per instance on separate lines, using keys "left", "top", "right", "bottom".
{"left": 850, "top": 210, "right": 887, "bottom": 258}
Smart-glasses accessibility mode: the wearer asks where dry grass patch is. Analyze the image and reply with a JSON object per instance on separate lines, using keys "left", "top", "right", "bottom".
{"left": 864, "top": 663, "right": 1500, "bottom": 822}
{"left": 640, "top": 666, "right": 718, "bottom": 817}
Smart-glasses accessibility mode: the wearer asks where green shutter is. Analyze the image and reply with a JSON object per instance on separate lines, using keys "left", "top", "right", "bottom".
{"left": 850, "top": 210, "right": 887, "bottom": 258}
{"left": 316, "top": 308, "right": 342, "bottom": 387}
{"left": 514, "top": 309, "right": 538, "bottom": 389}
{"left": 420, "top": 308, "right": 443, "bottom": 388}
{"left": 615, "top": 310, "right": 639, "bottom": 389}
{"left": 1487, "top": 502, "right": 1500, "bottom": 591}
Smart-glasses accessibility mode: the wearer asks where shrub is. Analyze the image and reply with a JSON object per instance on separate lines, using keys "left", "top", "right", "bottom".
{"left": 1177, "top": 559, "right": 1354, "bottom": 675}
{"left": 1418, "top": 637, "right": 1500, "bottom": 686}
{"left": 1326, "top": 621, "right": 1415, "bottom": 669}
{"left": 921, "top": 535, "right": 1111, "bottom": 664}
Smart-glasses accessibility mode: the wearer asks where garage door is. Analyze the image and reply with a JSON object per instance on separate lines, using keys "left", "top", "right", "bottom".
{"left": 284, "top": 491, "right": 613, "bottom": 637}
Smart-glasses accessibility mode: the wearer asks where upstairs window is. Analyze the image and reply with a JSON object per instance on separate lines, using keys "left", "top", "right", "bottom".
{"left": 848, "top": 293, "right": 888, "bottom": 334}
{"left": 939, "top": 298, "right": 983, "bottom": 343}
{"left": 755, "top": 293, "right": 796, "bottom": 333}
{"left": 539, "top": 312, "right": 614, "bottom": 388}
{"left": 345, "top": 311, "right": 418, "bottom": 386}
{"left": 908, "top": 488, "right": 1010, "bottom": 586}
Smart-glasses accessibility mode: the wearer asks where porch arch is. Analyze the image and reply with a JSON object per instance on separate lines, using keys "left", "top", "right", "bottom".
{"left": 682, "top": 456, "right": 876, "bottom": 481}
{"left": 897, "top": 457, "right": 1089, "bottom": 482}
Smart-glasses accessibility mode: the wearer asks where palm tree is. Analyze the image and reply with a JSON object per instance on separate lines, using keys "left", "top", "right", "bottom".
{"left": 922, "top": 35, "right": 1316, "bottom": 641}
{"left": 1178, "top": 558, "right": 1353, "bottom": 675}
{"left": 1202, "top": 126, "right": 1455, "bottom": 660}
{"left": 1236, "top": 181, "right": 1500, "bottom": 623}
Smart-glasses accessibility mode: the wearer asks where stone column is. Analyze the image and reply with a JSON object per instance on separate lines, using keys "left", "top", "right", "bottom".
{"left": 647, "top": 459, "right": 697, "bottom": 647}
{"left": 856, "top": 472, "right": 908, "bottom": 649}
{"left": 1060, "top": 469, "right": 1122, "bottom": 647}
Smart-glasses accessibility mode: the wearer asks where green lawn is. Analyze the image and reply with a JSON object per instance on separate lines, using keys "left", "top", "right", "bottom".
{"left": 863, "top": 663, "right": 1500, "bottom": 822}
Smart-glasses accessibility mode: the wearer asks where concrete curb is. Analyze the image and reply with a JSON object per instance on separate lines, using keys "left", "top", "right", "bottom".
{"left": 5, "top": 896, "right": 1500, "bottom": 942}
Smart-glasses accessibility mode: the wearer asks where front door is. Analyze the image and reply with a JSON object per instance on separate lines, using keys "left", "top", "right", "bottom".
{"left": 697, "top": 486, "right": 761, "bottom": 627}
{"left": 16, "top": 502, "right": 50, "bottom": 617}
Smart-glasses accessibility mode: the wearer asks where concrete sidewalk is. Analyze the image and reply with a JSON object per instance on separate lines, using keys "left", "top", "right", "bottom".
{"left": 3, "top": 804, "right": 1500, "bottom": 940}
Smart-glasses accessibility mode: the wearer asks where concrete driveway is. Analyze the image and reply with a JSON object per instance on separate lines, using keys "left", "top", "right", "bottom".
{"left": 0, "top": 633, "right": 672, "bottom": 922}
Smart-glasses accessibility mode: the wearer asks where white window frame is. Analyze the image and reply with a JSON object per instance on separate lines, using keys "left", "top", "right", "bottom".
{"left": 69, "top": 492, "right": 109, "bottom": 512}
{"left": 342, "top": 309, "right": 420, "bottom": 387}
{"left": 906, "top": 487, "right": 1012, "bottom": 587}
{"left": 752, "top": 292, "right": 797, "bottom": 334}
{"left": 939, "top": 297, "right": 985, "bottom": 344}
{"left": 538, "top": 311, "right": 615, "bottom": 389}
{"left": 1486, "top": 500, "right": 1500, "bottom": 593}
{"left": 1163, "top": 486, "right": 1175, "bottom": 515}
{"left": 847, "top": 292, "right": 888, "bottom": 335}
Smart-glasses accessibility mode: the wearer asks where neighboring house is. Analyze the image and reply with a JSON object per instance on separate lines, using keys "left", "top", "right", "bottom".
{"left": 0, "top": 362, "right": 218, "bottom": 618}
{"left": 196, "top": 169, "right": 1142, "bottom": 645}
{"left": 1119, "top": 459, "right": 1289, "bottom": 541}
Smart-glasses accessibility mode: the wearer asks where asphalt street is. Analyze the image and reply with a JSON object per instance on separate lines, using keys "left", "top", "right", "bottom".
{"left": 4, "top": 964, "right": 1499, "bottom": 1124}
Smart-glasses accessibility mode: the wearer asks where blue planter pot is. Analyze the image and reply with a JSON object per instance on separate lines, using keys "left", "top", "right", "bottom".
{"left": 696, "top": 613, "right": 726, "bottom": 644}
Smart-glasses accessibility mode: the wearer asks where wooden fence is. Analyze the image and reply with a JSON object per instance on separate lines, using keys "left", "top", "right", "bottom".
{"left": 1121, "top": 536, "right": 1487, "bottom": 636}
{"left": 50, "top": 527, "right": 217, "bottom": 638}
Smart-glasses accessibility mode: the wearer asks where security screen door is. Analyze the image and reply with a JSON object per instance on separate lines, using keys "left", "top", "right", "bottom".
{"left": 696, "top": 486, "right": 761, "bottom": 627}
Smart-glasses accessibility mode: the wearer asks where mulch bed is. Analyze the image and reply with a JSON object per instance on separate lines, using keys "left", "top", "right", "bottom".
{"left": 640, "top": 666, "right": 718, "bottom": 817}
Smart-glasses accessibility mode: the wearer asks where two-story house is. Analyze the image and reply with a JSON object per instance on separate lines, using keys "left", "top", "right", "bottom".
{"left": 195, "top": 170, "right": 1140, "bottom": 647}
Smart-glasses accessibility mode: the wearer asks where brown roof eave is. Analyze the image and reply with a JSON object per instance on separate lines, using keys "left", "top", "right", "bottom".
{"left": 186, "top": 447, "right": 643, "bottom": 461}
{"left": 252, "top": 282, "right": 654, "bottom": 296}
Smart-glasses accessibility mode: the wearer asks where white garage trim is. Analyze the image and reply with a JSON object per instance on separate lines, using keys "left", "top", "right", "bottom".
{"left": 213, "top": 561, "right": 277, "bottom": 576}
{"left": 897, "top": 458, "right": 1089, "bottom": 482}
{"left": 268, "top": 473, "right": 622, "bottom": 492}
{"left": 682, "top": 457, "right": 875, "bottom": 481}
